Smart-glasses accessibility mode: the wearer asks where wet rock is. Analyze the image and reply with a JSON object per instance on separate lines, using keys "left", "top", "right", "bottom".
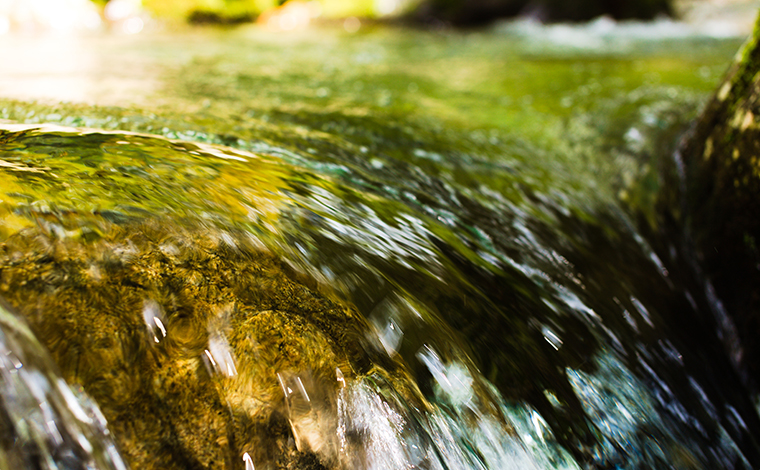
{"left": 0, "top": 219, "right": 416, "bottom": 470}
{"left": 670, "top": 14, "right": 760, "bottom": 390}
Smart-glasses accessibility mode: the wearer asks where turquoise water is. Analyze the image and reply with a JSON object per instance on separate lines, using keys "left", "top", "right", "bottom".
{"left": 0, "top": 19, "right": 756, "bottom": 469}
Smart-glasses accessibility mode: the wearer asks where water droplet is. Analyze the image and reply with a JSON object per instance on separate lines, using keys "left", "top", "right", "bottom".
{"left": 243, "top": 452, "right": 255, "bottom": 470}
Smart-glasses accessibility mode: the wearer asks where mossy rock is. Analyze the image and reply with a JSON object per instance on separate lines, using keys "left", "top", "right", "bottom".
{"left": 0, "top": 219, "right": 417, "bottom": 470}
{"left": 672, "top": 13, "right": 760, "bottom": 391}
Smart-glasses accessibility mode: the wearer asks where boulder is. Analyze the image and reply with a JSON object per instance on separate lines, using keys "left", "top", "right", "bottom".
{"left": 666, "top": 13, "right": 760, "bottom": 390}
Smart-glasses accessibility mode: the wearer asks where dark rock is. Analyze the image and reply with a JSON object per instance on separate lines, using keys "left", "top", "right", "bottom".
{"left": 411, "top": 0, "right": 672, "bottom": 26}
{"left": 668, "top": 15, "right": 760, "bottom": 390}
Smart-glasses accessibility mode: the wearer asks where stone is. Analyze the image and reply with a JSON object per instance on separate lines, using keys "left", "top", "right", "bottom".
{"left": 0, "top": 219, "right": 416, "bottom": 470}
{"left": 664, "top": 13, "right": 760, "bottom": 391}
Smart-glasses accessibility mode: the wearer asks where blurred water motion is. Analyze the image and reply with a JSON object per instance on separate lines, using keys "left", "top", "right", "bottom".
{"left": 0, "top": 301, "right": 127, "bottom": 470}
{"left": 0, "top": 10, "right": 758, "bottom": 470}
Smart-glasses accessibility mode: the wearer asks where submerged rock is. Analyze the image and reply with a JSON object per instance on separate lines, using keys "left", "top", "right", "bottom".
{"left": 0, "top": 219, "right": 422, "bottom": 470}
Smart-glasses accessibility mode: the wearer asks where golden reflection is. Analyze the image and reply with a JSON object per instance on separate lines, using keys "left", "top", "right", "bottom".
{"left": 0, "top": 219, "right": 379, "bottom": 469}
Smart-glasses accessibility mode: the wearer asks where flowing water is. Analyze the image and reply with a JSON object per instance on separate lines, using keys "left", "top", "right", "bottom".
{"left": 0, "top": 18, "right": 757, "bottom": 470}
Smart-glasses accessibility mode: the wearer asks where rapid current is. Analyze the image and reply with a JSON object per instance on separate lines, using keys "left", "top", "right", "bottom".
{"left": 0, "top": 17, "right": 757, "bottom": 470}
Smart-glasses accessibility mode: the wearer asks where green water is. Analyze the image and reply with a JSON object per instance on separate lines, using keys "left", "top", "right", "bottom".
{"left": 0, "top": 21, "right": 756, "bottom": 470}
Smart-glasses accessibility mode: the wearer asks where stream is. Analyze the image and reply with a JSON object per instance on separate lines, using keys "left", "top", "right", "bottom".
{"left": 0, "top": 18, "right": 758, "bottom": 470}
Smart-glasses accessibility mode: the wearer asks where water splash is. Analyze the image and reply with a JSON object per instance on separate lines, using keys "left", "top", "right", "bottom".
{"left": 0, "top": 301, "right": 126, "bottom": 470}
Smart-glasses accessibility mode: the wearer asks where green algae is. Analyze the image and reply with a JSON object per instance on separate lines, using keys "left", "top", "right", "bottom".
{"left": 0, "top": 125, "right": 294, "bottom": 237}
